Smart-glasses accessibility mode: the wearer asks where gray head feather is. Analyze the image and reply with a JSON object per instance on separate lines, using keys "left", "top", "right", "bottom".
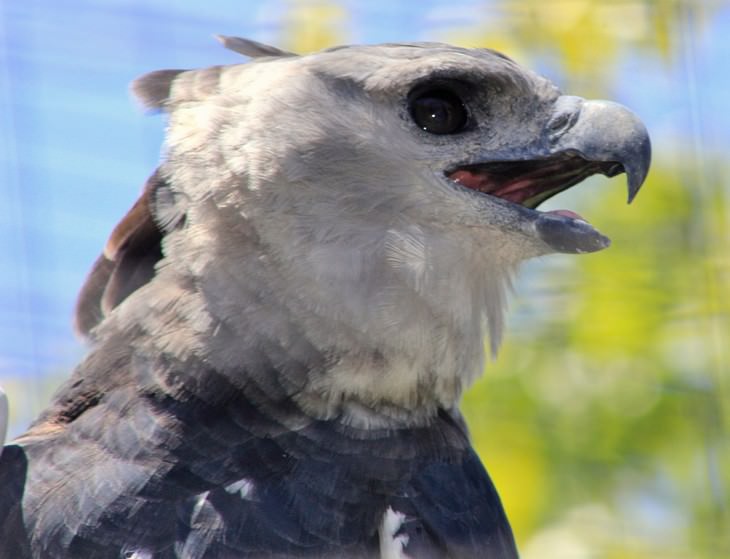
{"left": 215, "top": 35, "right": 296, "bottom": 58}
{"left": 130, "top": 69, "right": 186, "bottom": 110}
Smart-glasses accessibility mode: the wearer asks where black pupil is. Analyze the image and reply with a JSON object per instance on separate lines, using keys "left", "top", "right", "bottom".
{"left": 410, "top": 88, "right": 467, "bottom": 135}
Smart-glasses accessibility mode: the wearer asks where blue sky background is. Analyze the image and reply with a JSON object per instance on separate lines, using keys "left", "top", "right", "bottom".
{"left": 1, "top": 0, "right": 728, "bottom": 430}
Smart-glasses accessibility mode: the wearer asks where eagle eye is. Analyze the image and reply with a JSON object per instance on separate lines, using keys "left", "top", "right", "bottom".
{"left": 408, "top": 86, "right": 468, "bottom": 135}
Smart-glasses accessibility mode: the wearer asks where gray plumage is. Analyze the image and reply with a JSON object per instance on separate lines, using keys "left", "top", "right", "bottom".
{"left": 215, "top": 35, "right": 296, "bottom": 58}
{"left": 0, "top": 37, "right": 650, "bottom": 559}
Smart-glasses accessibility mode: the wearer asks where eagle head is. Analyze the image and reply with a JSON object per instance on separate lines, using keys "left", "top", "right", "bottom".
{"left": 82, "top": 38, "right": 650, "bottom": 424}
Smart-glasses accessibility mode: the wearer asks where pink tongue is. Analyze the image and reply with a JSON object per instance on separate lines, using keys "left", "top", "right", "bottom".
{"left": 448, "top": 169, "right": 588, "bottom": 222}
{"left": 546, "top": 209, "right": 586, "bottom": 221}
{"left": 449, "top": 169, "right": 493, "bottom": 191}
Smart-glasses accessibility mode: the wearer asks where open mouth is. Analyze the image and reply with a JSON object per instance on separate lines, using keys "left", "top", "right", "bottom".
{"left": 446, "top": 152, "right": 625, "bottom": 218}
{"left": 445, "top": 152, "right": 633, "bottom": 254}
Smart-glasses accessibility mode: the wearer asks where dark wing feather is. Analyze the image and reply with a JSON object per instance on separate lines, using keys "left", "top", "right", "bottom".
{"left": 395, "top": 449, "right": 519, "bottom": 558}
{"left": 0, "top": 445, "right": 32, "bottom": 559}
{"left": 3, "top": 335, "right": 518, "bottom": 558}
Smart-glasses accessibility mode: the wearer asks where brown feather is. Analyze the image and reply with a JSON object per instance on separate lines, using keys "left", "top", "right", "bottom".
{"left": 74, "top": 170, "right": 169, "bottom": 337}
{"left": 73, "top": 255, "right": 115, "bottom": 336}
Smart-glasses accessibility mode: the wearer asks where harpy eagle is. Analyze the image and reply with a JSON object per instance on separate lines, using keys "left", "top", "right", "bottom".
{"left": 0, "top": 37, "right": 650, "bottom": 558}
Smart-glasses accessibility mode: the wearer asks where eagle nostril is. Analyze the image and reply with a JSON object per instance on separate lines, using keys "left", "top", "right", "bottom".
{"left": 547, "top": 110, "right": 579, "bottom": 141}
{"left": 547, "top": 95, "right": 584, "bottom": 142}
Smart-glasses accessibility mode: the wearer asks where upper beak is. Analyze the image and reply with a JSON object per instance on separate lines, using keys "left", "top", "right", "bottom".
{"left": 527, "top": 96, "right": 652, "bottom": 254}
{"left": 548, "top": 96, "right": 652, "bottom": 203}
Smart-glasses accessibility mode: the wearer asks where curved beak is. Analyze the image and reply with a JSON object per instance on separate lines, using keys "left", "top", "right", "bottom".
{"left": 549, "top": 97, "right": 652, "bottom": 203}
{"left": 449, "top": 96, "right": 652, "bottom": 257}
